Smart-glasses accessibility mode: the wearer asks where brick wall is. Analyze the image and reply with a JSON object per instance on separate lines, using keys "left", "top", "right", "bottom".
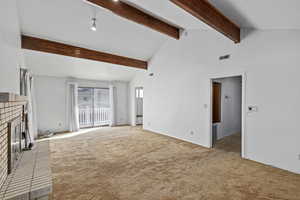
{"left": 0, "top": 101, "right": 26, "bottom": 189}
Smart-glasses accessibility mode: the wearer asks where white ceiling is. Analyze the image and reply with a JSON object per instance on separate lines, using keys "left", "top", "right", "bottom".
{"left": 18, "top": 0, "right": 300, "bottom": 81}
{"left": 24, "top": 49, "right": 140, "bottom": 81}
{"left": 17, "top": 0, "right": 171, "bottom": 61}
{"left": 126, "top": 0, "right": 300, "bottom": 30}
{"left": 208, "top": 0, "right": 300, "bottom": 29}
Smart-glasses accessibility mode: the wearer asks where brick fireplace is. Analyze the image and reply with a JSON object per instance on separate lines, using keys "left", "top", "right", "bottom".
{"left": 0, "top": 93, "right": 27, "bottom": 189}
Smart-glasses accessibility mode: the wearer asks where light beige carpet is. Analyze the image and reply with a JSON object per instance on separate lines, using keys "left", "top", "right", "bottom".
{"left": 49, "top": 127, "right": 300, "bottom": 200}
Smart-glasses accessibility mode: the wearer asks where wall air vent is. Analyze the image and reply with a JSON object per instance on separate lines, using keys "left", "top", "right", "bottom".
{"left": 219, "top": 54, "right": 230, "bottom": 60}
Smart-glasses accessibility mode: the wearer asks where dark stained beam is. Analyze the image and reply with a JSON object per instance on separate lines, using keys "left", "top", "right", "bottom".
{"left": 86, "top": 0, "right": 180, "bottom": 40}
{"left": 21, "top": 35, "right": 148, "bottom": 70}
{"left": 170, "top": 0, "right": 240, "bottom": 43}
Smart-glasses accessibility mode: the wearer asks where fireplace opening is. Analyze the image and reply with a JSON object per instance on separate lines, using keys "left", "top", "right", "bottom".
{"left": 7, "top": 117, "right": 23, "bottom": 174}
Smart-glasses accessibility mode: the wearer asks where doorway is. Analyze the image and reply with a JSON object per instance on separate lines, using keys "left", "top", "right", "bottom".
{"left": 210, "top": 75, "right": 244, "bottom": 156}
{"left": 78, "top": 87, "right": 110, "bottom": 128}
{"left": 135, "top": 87, "right": 143, "bottom": 125}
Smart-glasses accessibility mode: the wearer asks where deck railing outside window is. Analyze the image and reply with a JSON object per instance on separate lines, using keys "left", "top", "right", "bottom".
{"left": 79, "top": 107, "right": 110, "bottom": 128}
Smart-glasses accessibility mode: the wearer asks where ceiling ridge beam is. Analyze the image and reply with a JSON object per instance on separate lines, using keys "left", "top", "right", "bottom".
{"left": 86, "top": 0, "right": 180, "bottom": 40}
{"left": 21, "top": 35, "right": 148, "bottom": 70}
{"left": 171, "top": 0, "right": 240, "bottom": 43}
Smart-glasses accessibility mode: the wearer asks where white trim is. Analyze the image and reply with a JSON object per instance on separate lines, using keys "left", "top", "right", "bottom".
{"left": 131, "top": 88, "right": 137, "bottom": 127}
{"left": 66, "top": 81, "right": 78, "bottom": 85}
{"left": 208, "top": 72, "right": 247, "bottom": 158}
{"left": 144, "top": 128, "right": 208, "bottom": 148}
{"left": 132, "top": 87, "right": 144, "bottom": 126}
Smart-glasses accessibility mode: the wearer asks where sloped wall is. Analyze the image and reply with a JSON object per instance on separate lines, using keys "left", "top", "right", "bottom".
{"left": 130, "top": 29, "right": 300, "bottom": 174}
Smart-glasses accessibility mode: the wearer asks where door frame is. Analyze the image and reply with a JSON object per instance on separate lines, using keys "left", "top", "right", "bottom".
{"left": 208, "top": 72, "right": 247, "bottom": 158}
{"left": 135, "top": 87, "right": 144, "bottom": 125}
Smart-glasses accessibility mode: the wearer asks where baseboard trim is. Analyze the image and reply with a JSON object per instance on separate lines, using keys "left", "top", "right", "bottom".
{"left": 143, "top": 128, "right": 211, "bottom": 149}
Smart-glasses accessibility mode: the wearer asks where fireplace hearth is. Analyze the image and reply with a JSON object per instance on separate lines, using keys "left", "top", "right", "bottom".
{"left": 0, "top": 92, "right": 28, "bottom": 189}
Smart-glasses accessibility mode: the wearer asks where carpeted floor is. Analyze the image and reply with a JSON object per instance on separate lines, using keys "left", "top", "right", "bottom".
{"left": 49, "top": 126, "right": 300, "bottom": 200}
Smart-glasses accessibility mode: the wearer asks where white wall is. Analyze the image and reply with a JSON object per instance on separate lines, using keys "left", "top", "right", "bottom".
{"left": 130, "top": 29, "right": 300, "bottom": 174}
{"left": 34, "top": 76, "right": 67, "bottom": 133}
{"left": 214, "top": 77, "right": 242, "bottom": 140}
{"left": 34, "top": 75, "right": 129, "bottom": 133}
{"left": 0, "top": 0, "right": 25, "bottom": 94}
{"left": 113, "top": 81, "right": 129, "bottom": 125}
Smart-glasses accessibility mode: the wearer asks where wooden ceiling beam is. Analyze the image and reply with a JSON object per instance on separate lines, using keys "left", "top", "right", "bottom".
{"left": 86, "top": 0, "right": 180, "bottom": 40}
{"left": 21, "top": 35, "right": 148, "bottom": 70}
{"left": 170, "top": 0, "right": 240, "bottom": 43}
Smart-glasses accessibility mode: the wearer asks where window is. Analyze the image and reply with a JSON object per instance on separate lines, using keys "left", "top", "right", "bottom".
{"left": 78, "top": 87, "right": 110, "bottom": 128}
{"left": 135, "top": 88, "right": 143, "bottom": 99}
{"left": 139, "top": 89, "right": 143, "bottom": 98}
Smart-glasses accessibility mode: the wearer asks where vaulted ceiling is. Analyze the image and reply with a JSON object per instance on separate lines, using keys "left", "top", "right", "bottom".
{"left": 18, "top": 0, "right": 300, "bottom": 81}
